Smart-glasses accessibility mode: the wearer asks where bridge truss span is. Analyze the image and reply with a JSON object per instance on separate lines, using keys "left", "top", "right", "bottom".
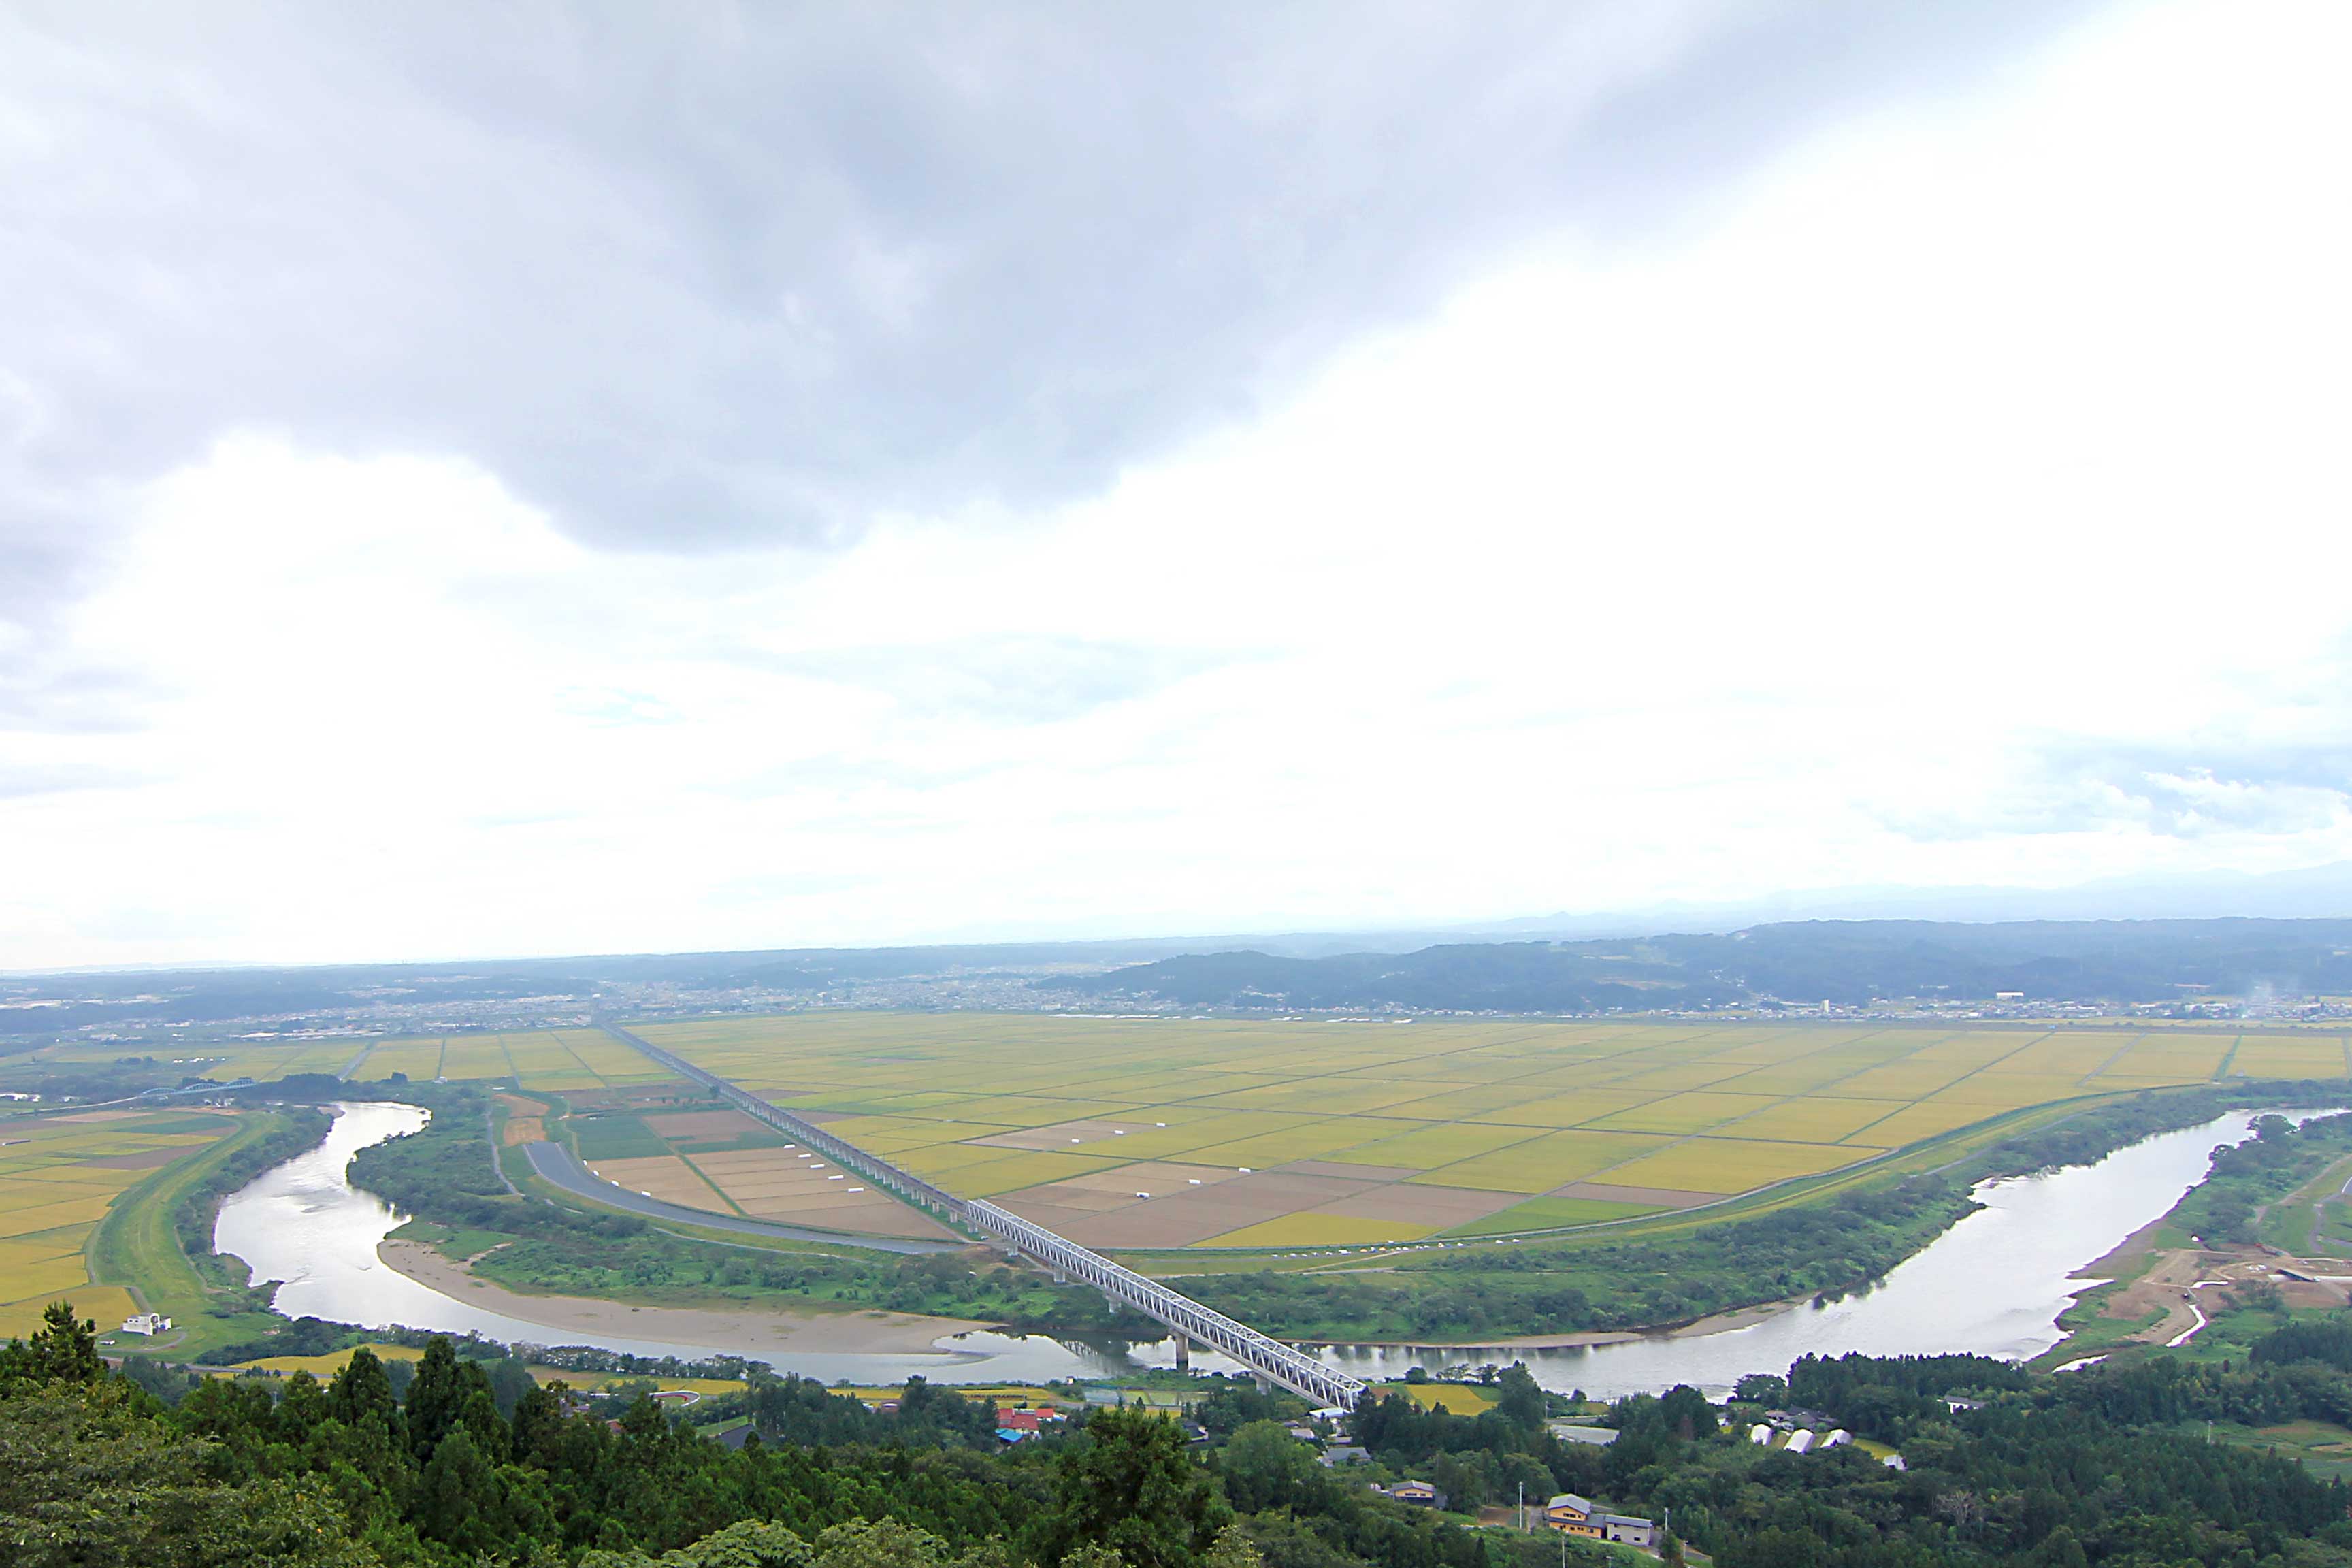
{"left": 961, "top": 1199, "right": 1368, "bottom": 1409}
{"left": 599, "top": 1022, "right": 1369, "bottom": 1409}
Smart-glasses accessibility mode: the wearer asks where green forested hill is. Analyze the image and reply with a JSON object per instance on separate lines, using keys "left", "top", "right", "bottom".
{"left": 1075, "top": 917, "right": 2352, "bottom": 1009}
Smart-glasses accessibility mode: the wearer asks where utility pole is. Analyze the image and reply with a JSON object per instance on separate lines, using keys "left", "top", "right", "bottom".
{"left": 1516, "top": 1481, "right": 1524, "bottom": 1532}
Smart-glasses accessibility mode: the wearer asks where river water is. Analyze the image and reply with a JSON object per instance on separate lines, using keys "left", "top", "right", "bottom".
{"left": 215, "top": 1101, "right": 2332, "bottom": 1396}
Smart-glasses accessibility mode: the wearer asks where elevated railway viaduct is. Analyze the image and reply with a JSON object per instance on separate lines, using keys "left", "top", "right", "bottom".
{"left": 602, "top": 1022, "right": 1369, "bottom": 1409}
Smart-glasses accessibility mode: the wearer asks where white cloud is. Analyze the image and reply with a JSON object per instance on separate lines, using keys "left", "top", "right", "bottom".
{"left": 3, "top": 0, "right": 2349, "bottom": 967}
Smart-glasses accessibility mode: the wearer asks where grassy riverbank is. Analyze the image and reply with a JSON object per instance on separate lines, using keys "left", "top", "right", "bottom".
{"left": 86, "top": 1104, "right": 336, "bottom": 1360}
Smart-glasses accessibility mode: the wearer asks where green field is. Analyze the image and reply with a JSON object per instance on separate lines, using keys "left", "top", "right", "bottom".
{"left": 621, "top": 1015, "right": 2352, "bottom": 1250}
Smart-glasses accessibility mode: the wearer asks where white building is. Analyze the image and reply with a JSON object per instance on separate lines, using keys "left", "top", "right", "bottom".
{"left": 120, "top": 1313, "right": 172, "bottom": 1335}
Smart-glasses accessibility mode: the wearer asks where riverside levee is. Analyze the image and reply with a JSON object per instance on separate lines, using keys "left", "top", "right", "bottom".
{"left": 602, "top": 1022, "right": 1371, "bottom": 1409}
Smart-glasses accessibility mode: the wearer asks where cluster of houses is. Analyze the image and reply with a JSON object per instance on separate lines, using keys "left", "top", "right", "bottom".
{"left": 855, "top": 1392, "right": 1069, "bottom": 1443}
{"left": 1357, "top": 1479, "right": 1657, "bottom": 1549}
{"left": 1288, "top": 1403, "right": 1654, "bottom": 1545}
{"left": 994, "top": 1405, "right": 1065, "bottom": 1442}
{"left": 1335, "top": 1477, "right": 1663, "bottom": 1548}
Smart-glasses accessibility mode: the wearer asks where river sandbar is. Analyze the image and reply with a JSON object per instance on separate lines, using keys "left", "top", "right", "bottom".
{"left": 379, "top": 1239, "right": 994, "bottom": 1357}
{"left": 1300, "top": 1297, "right": 1806, "bottom": 1352}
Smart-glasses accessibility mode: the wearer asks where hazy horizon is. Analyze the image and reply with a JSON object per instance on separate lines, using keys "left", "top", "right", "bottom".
{"left": 16, "top": 856, "right": 2352, "bottom": 980}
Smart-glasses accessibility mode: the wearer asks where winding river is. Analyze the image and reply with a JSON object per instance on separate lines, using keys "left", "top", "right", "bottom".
{"left": 214, "top": 1102, "right": 2335, "bottom": 1396}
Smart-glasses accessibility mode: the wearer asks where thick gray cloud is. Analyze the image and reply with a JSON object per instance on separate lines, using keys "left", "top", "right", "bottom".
{"left": 2, "top": 0, "right": 2106, "bottom": 634}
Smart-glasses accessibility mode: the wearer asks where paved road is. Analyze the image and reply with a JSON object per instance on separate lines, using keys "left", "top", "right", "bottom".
{"left": 520, "top": 1141, "right": 959, "bottom": 1255}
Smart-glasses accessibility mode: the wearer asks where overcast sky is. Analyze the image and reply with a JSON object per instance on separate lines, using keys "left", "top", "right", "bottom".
{"left": 4, "top": 0, "right": 2349, "bottom": 970}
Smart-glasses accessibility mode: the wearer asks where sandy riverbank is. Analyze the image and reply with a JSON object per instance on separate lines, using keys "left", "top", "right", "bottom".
{"left": 1299, "top": 1296, "right": 1805, "bottom": 1352}
{"left": 2072, "top": 1213, "right": 2172, "bottom": 1281}
{"left": 379, "top": 1239, "right": 993, "bottom": 1357}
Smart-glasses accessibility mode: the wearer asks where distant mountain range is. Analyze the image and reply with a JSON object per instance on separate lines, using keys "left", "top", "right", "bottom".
{"left": 8, "top": 879, "right": 2352, "bottom": 1038}
{"left": 1437, "top": 860, "right": 2352, "bottom": 943}
{"left": 1069, "top": 918, "right": 2352, "bottom": 1011}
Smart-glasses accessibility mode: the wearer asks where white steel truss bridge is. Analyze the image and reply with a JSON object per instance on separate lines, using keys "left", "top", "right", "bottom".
{"left": 601, "top": 1022, "right": 1369, "bottom": 1409}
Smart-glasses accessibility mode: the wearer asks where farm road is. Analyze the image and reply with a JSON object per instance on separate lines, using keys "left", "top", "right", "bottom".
{"left": 521, "top": 1142, "right": 960, "bottom": 1255}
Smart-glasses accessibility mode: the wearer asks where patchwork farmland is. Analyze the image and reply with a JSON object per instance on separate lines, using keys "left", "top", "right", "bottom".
{"left": 612, "top": 1015, "right": 2351, "bottom": 1250}
{"left": 82, "top": 1017, "right": 2351, "bottom": 1254}
{"left": 0, "top": 1106, "right": 237, "bottom": 1339}
{"left": 344, "top": 1029, "right": 674, "bottom": 1092}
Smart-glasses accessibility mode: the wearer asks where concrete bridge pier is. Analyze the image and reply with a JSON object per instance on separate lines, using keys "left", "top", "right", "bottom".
{"left": 1173, "top": 1337, "right": 1189, "bottom": 1369}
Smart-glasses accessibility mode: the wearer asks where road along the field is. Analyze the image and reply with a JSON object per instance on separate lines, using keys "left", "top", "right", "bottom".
{"left": 521, "top": 1141, "right": 960, "bottom": 1254}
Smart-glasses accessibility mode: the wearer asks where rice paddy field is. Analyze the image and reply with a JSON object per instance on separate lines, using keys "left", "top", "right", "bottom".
{"left": 0, "top": 1106, "right": 237, "bottom": 1339}
{"left": 342, "top": 1029, "right": 674, "bottom": 1092}
{"left": 578, "top": 1109, "right": 956, "bottom": 1242}
{"left": 14, "top": 1016, "right": 2342, "bottom": 1275}
{"left": 0, "top": 1027, "right": 685, "bottom": 1092}
{"left": 619, "top": 1015, "right": 2352, "bottom": 1251}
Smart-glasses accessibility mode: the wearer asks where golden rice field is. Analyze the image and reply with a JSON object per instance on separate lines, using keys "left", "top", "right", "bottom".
{"left": 0, "top": 1107, "right": 235, "bottom": 1340}
{"left": 14, "top": 1028, "right": 674, "bottom": 1094}
{"left": 622, "top": 1014, "right": 2352, "bottom": 1250}
{"left": 16, "top": 1017, "right": 2341, "bottom": 1262}
{"left": 342, "top": 1028, "right": 670, "bottom": 1091}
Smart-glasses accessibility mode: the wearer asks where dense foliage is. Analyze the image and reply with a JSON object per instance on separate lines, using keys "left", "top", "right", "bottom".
{"left": 30, "top": 1290, "right": 2352, "bottom": 1566}
{"left": 2168, "top": 1112, "right": 2352, "bottom": 1246}
{"left": 4, "top": 1302, "right": 1498, "bottom": 1568}
{"left": 1337, "top": 1343, "right": 2352, "bottom": 1567}
{"left": 4, "top": 1305, "right": 1197, "bottom": 1567}
{"left": 687, "top": 1373, "right": 1005, "bottom": 1451}
{"left": 1654, "top": 1345, "right": 2352, "bottom": 1567}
